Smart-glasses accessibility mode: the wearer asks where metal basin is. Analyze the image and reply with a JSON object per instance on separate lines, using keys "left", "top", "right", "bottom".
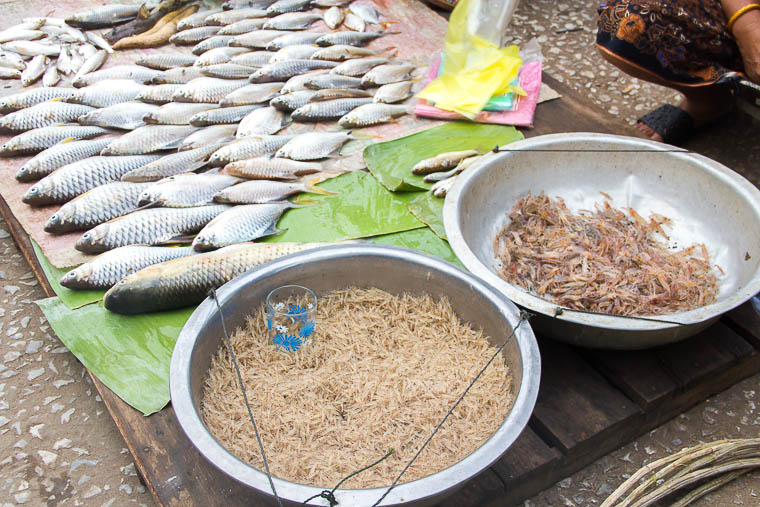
{"left": 170, "top": 245, "right": 541, "bottom": 506}
{"left": 443, "top": 133, "right": 760, "bottom": 349}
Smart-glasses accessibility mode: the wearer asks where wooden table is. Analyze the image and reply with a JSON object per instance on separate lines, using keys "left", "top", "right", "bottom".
{"left": 3, "top": 71, "right": 759, "bottom": 506}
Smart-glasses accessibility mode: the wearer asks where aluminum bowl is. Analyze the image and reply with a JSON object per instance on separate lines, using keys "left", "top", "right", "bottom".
{"left": 443, "top": 133, "right": 760, "bottom": 349}
{"left": 170, "top": 245, "right": 540, "bottom": 506}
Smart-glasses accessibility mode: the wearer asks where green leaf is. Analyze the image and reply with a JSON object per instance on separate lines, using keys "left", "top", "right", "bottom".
{"left": 407, "top": 191, "right": 447, "bottom": 240}
{"left": 372, "top": 228, "right": 464, "bottom": 268}
{"left": 32, "top": 240, "right": 105, "bottom": 309}
{"left": 36, "top": 297, "right": 193, "bottom": 416}
{"left": 364, "top": 122, "right": 523, "bottom": 192}
{"left": 262, "top": 171, "right": 426, "bottom": 243}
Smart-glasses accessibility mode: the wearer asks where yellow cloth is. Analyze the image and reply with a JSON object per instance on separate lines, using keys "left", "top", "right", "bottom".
{"left": 417, "top": 0, "right": 525, "bottom": 119}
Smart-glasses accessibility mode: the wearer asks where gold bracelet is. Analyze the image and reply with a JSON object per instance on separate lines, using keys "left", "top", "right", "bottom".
{"left": 727, "top": 3, "right": 760, "bottom": 34}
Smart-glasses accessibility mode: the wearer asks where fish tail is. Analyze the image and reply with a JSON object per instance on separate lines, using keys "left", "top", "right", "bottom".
{"left": 303, "top": 176, "right": 336, "bottom": 196}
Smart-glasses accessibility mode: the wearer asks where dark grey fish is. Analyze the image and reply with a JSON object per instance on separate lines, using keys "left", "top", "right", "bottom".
{"left": 291, "top": 97, "right": 372, "bottom": 122}
{"left": 136, "top": 54, "right": 197, "bottom": 70}
{"left": 60, "top": 245, "right": 195, "bottom": 290}
{"left": 206, "top": 7, "right": 267, "bottom": 25}
{"left": 15, "top": 138, "right": 112, "bottom": 182}
{"left": 101, "top": 125, "right": 200, "bottom": 155}
{"left": 44, "top": 182, "right": 152, "bottom": 234}
{"left": 315, "top": 31, "right": 391, "bottom": 47}
{"left": 262, "top": 12, "right": 322, "bottom": 30}
{"left": 66, "top": 80, "right": 148, "bottom": 107}
{"left": 304, "top": 73, "right": 363, "bottom": 89}
{"left": 265, "top": 31, "right": 323, "bottom": 50}
{"left": 0, "top": 125, "right": 109, "bottom": 156}
{"left": 0, "top": 102, "right": 94, "bottom": 132}
{"left": 22, "top": 155, "right": 161, "bottom": 205}
{"left": 65, "top": 5, "right": 140, "bottom": 29}
{"left": 266, "top": 0, "right": 313, "bottom": 16}
{"left": 75, "top": 205, "right": 231, "bottom": 254}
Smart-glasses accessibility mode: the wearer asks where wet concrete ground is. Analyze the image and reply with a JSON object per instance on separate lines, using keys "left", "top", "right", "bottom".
{"left": 1, "top": 0, "right": 759, "bottom": 505}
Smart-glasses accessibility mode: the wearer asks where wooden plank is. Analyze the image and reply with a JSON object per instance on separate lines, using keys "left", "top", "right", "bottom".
{"left": 725, "top": 300, "right": 760, "bottom": 349}
{"left": 440, "top": 469, "right": 506, "bottom": 507}
{"left": 529, "top": 339, "right": 641, "bottom": 456}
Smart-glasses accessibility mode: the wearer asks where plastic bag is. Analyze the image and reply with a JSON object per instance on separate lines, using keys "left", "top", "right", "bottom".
{"left": 416, "top": 0, "right": 524, "bottom": 119}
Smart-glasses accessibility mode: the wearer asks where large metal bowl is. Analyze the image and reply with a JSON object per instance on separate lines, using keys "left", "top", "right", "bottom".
{"left": 443, "top": 133, "right": 760, "bottom": 349}
{"left": 170, "top": 245, "right": 541, "bottom": 506}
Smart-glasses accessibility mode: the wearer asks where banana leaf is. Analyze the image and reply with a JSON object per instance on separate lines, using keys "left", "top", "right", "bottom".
{"left": 407, "top": 191, "right": 447, "bottom": 240}
{"left": 364, "top": 122, "right": 523, "bottom": 192}
{"left": 35, "top": 297, "right": 193, "bottom": 416}
{"left": 33, "top": 240, "right": 105, "bottom": 310}
{"left": 372, "top": 227, "right": 463, "bottom": 268}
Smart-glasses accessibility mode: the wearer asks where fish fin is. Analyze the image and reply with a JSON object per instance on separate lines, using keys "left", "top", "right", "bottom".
{"left": 56, "top": 137, "right": 77, "bottom": 145}
{"left": 159, "top": 234, "right": 195, "bottom": 245}
{"left": 380, "top": 45, "right": 398, "bottom": 57}
{"left": 303, "top": 177, "right": 336, "bottom": 196}
{"left": 350, "top": 130, "right": 381, "bottom": 140}
{"left": 259, "top": 223, "right": 285, "bottom": 238}
{"left": 134, "top": 200, "right": 163, "bottom": 211}
{"left": 290, "top": 198, "right": 319, "bottom": 207}
{"left": 49, "top": 97, "right": 64, "bottom": 102}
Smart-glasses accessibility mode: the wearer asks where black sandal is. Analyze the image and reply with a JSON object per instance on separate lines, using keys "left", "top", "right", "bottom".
{"left": 637, "top": 104, "right": 695, "bottom": 146}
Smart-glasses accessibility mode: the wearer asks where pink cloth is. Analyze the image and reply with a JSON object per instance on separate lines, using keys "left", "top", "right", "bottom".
{"left": 413, "top": 56, "right": 543, "bottom": 128}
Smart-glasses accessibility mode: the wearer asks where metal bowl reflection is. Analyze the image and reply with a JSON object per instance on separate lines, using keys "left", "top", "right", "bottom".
{"left": 170, "top": 245, "right": 540, "bottom": 506}
{"left": 443, "top": 133, "right": 760, "bottom": 349}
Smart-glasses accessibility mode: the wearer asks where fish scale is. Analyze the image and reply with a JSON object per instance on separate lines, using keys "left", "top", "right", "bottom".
{"left": 337, "top": 103, "right": 408, "bottom": 128}
{"left": 135, "top": 84, "right": 184, "bottom": 104}
{"left": 22, "top": 154, "right": 161, "bottom": 205}
{"left": 61, "top": 245, "right": 196, "bottom": 290}
{"left": 218, "top": 18, "right": 267, "bottom": 35}
{"left": 139, "top": 173, "right": 242, "bottom": 207}
{"left": 0, "top": 125, "right": 109, "bottom": 155}
{"left": 200, "top": 63, "right": 256, "bottom": 79}
{"left": 292, "top": 97, "right": 372, "bottom": 121}
{"left": 73, "top": 65, "right": 161, "bottom": 87}
{"left": 190, "top": 105, "right": 260, "bottom": 126}
{"left": 169, "top": 25, "right": 221, "bottom": 45}
{"left": 249, "top": 59, "right": 338, "bottom": 82}
{"left": 66, "top": 80, "right": 148, "bottom": 107}
{"left": 262, "top": 12, "right": 322, "bottom": 30}
{"left": 230, "top": 30, "right": 290, "bottom": 49}
{"left": 120, "top": 144, "right": 224, "bottom": 182}
{"left": 44, "top": 181, "right": 152, "bottom": 234}
{"left": 220, "top": 82, "right": 284, "bottom": 106}
{"left": 236, "top": 106, "right": 288, "bottom": 136}
{"left": 0, "top": 87, "right": 77, "bottom": 113}
{"left": 222, "top": 157, "right": 321, "bottom": 180}
{"left": 101, "top": 125, "right": 200, "bottom": 155}
{"left": 265, "top": 31, "right": 323, "bottom": 50}
{"left": 173, "top": 77, "right": 249, "bottom": 103}
{"left": 136, "top": 54, "right": 197, "bottom": 70}
{"left": 77, "top": 101, "right": 159, "bottom": 130}
{"left": 192, "top": 202, "right": 295, "bottom": 251}
{"left": 270, "top": 90, "right": 318, "bottom": 111}
{"left": 179, "top": 125, "right": 237, "bottom": 151}
{"left": 194, "top": 47, "right": 250, "bottom": 67}
{"left": 205, "top": 8, "right": 267, "bottom": 25}
{"left": 15, "top": 138, "right": 113, "bottom": 182}
{"left": 266, "top": 0, "right": 313, "bottom": 16}
{"left": 144, "top": 103, "right": 220, "bottom": 125}
{"left": 208, "top": 135, "right": 294, "bottom": 166}
{"left": 0, "top": 102, "right": 95, "bottom": 132}
{"left": 192, "top": 36, "right": 235, "bottom": 55}
{"left": 275, "top": 131, "right": 352, "bottom": 160}
{"left": 152, "top": 66, "right": 205, "bottom": 84}
{"left": 103, "top": 242, "right": 332, "bottom": 314}
{"left": 177, "top": 8, "right": 223, "bottom": 30}
{"left": 75, "top": 205, "right": 232, "bottom": 254}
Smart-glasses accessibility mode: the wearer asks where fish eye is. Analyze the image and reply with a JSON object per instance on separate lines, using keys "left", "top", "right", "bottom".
{"left": 82, "top": 232, "right": 90, "bottom": 240}
{"left": 29, "top": 187, "right": 37, "bottom": 194}
{"left": 50, "top": 214, "right": 57, "bottom": 220}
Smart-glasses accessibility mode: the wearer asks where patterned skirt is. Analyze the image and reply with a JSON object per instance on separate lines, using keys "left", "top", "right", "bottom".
{"left": 596, "top": 0, "right": 745, "bottom": 86}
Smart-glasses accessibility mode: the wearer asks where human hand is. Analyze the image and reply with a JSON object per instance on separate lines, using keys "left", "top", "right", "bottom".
{"left": 732, "top": 9, "right": 760, "bottom": 83}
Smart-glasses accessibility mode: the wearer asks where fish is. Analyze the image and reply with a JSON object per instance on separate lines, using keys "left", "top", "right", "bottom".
{"left": 113, "top": 4, "right": 199, "bottom": 50}
{"left": 313, "top": 0, "right": 351, "bottom": 5}
{"left": 78, "top": 101, "right": 159, "bottom": 130}
{"left": 0, "top": 101, "right": 94, "bottom": 132}
{"left": 269, "top": 44, "right": 321, "bottom": 63}
{"left": 270, "top": 90, "right": 318, "bottom": 111}
{"left": 423, "top": 167, "right": 461, "bottom": 183}
{"left": 431, "top": 176, "right": 457, "bottom": 198}
{"left": 76, "top": 204, "right": 231, "bottom": 254}
{"left": 0, "top": 28, "right": 44, "bottom": 44}
{"left": 44, "top": 182, "right": 152, "bottom": 234}
{"left": 411, "top": 150, "right": 481, "bottom": 175}
{"left": 60, "top": 245, "right": 195, "bottom": 290}
{"left": 349, "top": 4, "right": 382, "bottom": 24}
{"left": 169, "top": 25, "right": 221, "bottom": 45}
{"left": 304, "top": 73, "right": 363, "bottom": 89}
{"left": 120, "top": 144, "right": 223, "bottom": 182}
{"left": 331, "top": 57, "right": 390, "bottom": 77}
{"left": 192, "top": 35, "right": 235, "bottom": 55}
{"left": 275, "top": 131, "right": 352, "bottom": 160}
{"left": 190, "top": 104, "right": 260, "bottom": 126}
{"left": 323, "top": 6, "right": 344, "bottom": 29}
{"left": 249, "top": 59, "right": 338, "bottom": 82}
{"left": 0, "top": 126, "right": 109, "bottom": 156}
{"left": 280, "top": 70, "right": 329, "bottom": 93}
{"left": 86, "top": 31, "right": 115, "bottom": 54}
{"left": 69, "top": 48, "right": 85, "bottom": 74}
{"left": 173, "top": 77, "right": 249, "bottom": 103}
{"left": 134, "top": 84, "right": 184, "bottom": 104}
{"left": 65, "top": 5, "right": 140, "bottom": 29}
{"left": 42, "top": 65, "right": 60, "bottom": 87}
{"left": 361, "top": 63, "right": 415, "bottom": 87}
{"left": 73, "top": 65, "right": 161, "bottom": 87}
{"left": 292, "top": 97, "right": 373, "bottom": 121}
{"left": 66, "top": 80, "right": 149, "bottom": 107}
{"left": 200, "top": 63, "right": 256, "bottom": 79}
{"left": 208, "top": 135, "right": 294, "bottom": 165}
{"left": 314, "top": 31, "right": 391, "bottom": 47}
{"left": 236, "top": 106, "right": 288, "bottom": 136}
{"left": 179, "top": 125, "right": 237, "bottom": 151}
{"left": 206, "top": 8, "right": 267, "bottom": 25}
{"left": 220, "top": 82, "right": 284, "bottom": 106}
{"left": 101, "top": 125, "right": 200, "bottom": 155}
{"left": 102, "top": 242, "right": 332, "bottom": 314}
{"left": 22, "top": 154, "right": 161, "bottom": 205}
{"left": 265, "top": 31, "right": 323, "bottom": 50}
{"left": 373, "top": 80, "right": 413, "bottom": 103}
{"left": 193, "top": 46, "right": 250, "bottom": 67}
{"left": 15, "top": 138, "right": 112, "bottom": 182}
{"left": 262, "top": 13, "right": 322, "bottom": 30}
{"left": 143, "top": 102, "right": 220, "bottom": 125}
{"left": 266, "top": 0, "right": 313, "bottom": 16}
{"left": 152, "top": 66, "right": 205, "bottom": 84}
{"left": 177, "top": 8, "right": 223, "bottom": 30}
{"left": 223, "top": 0, "right": 279, "bottom": 9}
{"left": 20, "top": 54, "right": 47, "bottom": 86}
{"left": 193, "top": 202, "right": 301, "bottom": 251}
{"left": 343, "top": 12, "right": 365, "bottom": 32}
{"left": 71, "top": 50, "right": 108, "bottom": 83}
{"left": 337, "top": 103, "right": 408, "bottom": 128}
{"left": 138, "top": 173, "right": 242, "bottom": 207}
{"left": 311, "top": 88, "right": 372, "bottom": 101}
{"left": 1, "top": 40, "right": 60, "bottom": 57}
{"left": 217, "top": 18, "right": 268, "bottom": 35}
{"left": 310, "top": 44, "right": 380, "bottom": 61}
{"left": 0, "top": 50, "right": 26, "bottom": 71}
{"left": 222, "top": 157, "right": 321, "bottom": 180}
{"left": 214, "top": 177, "right": 332, "bottom": 204}
{"left": 230, "top": 30, "right": 289, "bottom": 49}
{"left": 0, "top": 67, "right": 21, "bottom": 79}
{"left": 136, "top": 53, "right": 197, "bottom": 70}
{"left": 78, "top": 43, "right": 99, "bottom": 59}
{"left": 56, "top": 46, "right": 73, "bottom": 75}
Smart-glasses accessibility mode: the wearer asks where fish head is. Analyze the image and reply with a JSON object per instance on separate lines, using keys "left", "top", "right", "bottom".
{"left": 191, "top": 232, "right": 217, "bottom": 252}
{"left": 43, "top": 204, "right": 77, "bottom": 233}
{"left": 59, "top": 265, "right": 93, "bottom": 289}
{"left": 21, "top": 179, "right": 54, "bottom": 205}
{"left": 137, "top": 189, "right": 160, "bottom": 207}
{"left": 0, "top": 97, "right": 12, "bottom": 113}
{"left": 75, "top": 224, "right": 109, "bottom": 254}
{"left": 103, "top": 271, "right": 165, "bottom": 314}
{"left": 15, "top": 162, "right": 36, "bottom": 182}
